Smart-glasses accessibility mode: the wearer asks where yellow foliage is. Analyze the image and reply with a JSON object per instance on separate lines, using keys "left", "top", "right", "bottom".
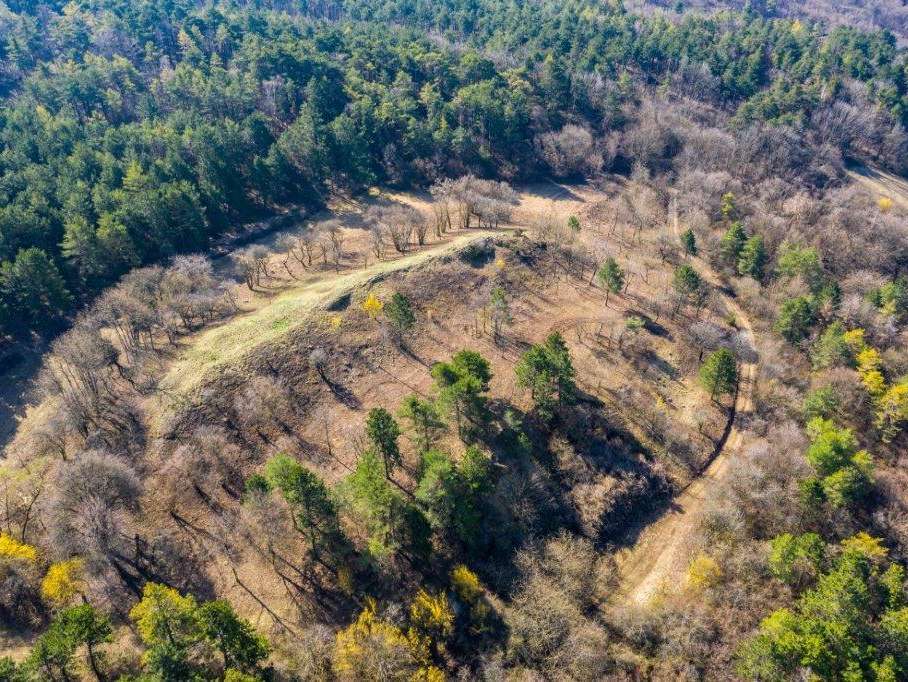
{"left": 857, "top": 346, "right": 882, "bottom": 373}
{"left": 877, "top": 380, "right": 908, "bottom": 442}
{"left": 841, "top": 532, "right": 888, "bottom": 562}
{"left": 412, "top": 666, "right": 446, "bottom": 682}
{"left": 362, "top": 292, "right": 384, "bottom": 319}
{"left": 130, "top": 583, "right": 198, "bottom": 647}
{"left": 334, "top": 599, "right": 418, "bottom": 680}
{"left": 842, "top": 328, "right": 867, "bottom": 353}
{"left": 409, "top": 590, "right": 453, "bottom": 642}
{"left": 329, "top": 313, "right": 344, "bottom": 331}
{"left": 878, "top": 196, "right": 894, "bottom": 213}
{"left": 494, "top": 256, "right": 506, "bottom": 270}
{"left": 687, "top": 554, "right": 722, "bottom": 590}
{"left": 857, "top": 347, "right": 886, "bottom": 397}
{"left": 41, "top": 558, "right": 85, "bottom": 606}
{"left": 450, "top": 565, "right": 483, "bottom": 603}
{"left": 0, "top": 533, "right": 38, "bottom": 562}
{"left": 450, "top": 565, "right": 491, "bottom": 630}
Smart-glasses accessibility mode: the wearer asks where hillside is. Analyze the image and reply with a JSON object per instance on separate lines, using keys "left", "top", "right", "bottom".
{"left": 2, "top": 1, "right": 908, "bottom": 680}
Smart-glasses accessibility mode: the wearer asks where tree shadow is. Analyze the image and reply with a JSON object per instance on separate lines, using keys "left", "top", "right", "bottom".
{"left": 323, "top": 376, "right": 362, "bottom": 410}
{"left": 643, "top": 350, "right": 681, "bottom": 382}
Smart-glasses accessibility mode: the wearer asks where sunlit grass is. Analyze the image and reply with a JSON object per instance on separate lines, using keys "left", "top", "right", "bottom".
{"left": 159, "top": 231, "right": 495, "bottom": 397}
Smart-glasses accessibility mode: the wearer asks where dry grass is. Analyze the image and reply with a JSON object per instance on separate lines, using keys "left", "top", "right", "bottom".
{"left": 158, "top": 229, "right": 499, "bottom": 398}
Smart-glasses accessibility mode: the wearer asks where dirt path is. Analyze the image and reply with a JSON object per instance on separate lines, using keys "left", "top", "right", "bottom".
{"left": 615, "top": 193, "right": 758, "bottom": 606}
{"left": 157, "top": 228, "right": 500, "bottom": 400}
{"left": 847, "top": 165, "right": 908, "bottom": 210}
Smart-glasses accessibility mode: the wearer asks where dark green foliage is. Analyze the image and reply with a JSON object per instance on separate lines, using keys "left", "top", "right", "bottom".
{"left": 342, "top": 449, "right": 428, "bottom": 560}
{"left": 736, "top": 234, "right": 766, "bottom": 279}
{"left": 365, "top": 407, "right": 402, "bottom": 479}
{"left": 775, "top": 296, "right": 817, "bottom": 343}
{"left": 720, "top": 221, "right": 747, "bottom": 265}
{"left": 868, "top": 279, "right": 908, "bottom": 319}
{"left": 130, "top": 584, "right": 269, "bottom": 680}
{"left": 0, "top": 248, "right": 72, "bottom": 334}
{"left": 802, "top": 387, "right": 840, "bottom": 421}
{"left": 398, "top": 394, "right": 446, "bottom": 453}
{"left": 196, "top": 600, "right": 270, "bottom": 674}
{"left": 699, "top": 348, "right": 738, "bottom": 401}
{"left": 263, "top": 454, "right": 340, "bottom": 557}
{"left": 432, "top": 350, "right": 492, "bottom": 441}
{"left": 680, "top": 228, "right": 697, "bottom": 256}
{"left": 803, "top": 418, "right": 874, "bottom": 510}
{"left": 597, "top": 257, "right": 625, "bottom": 306}
{"left": 672, "top": 264, "right": 705, "bottom": 312}
{"left": 515, "top": 332, "right": 577, "bottom": 421}
{"left": 384, "top": 292, "right": 416, "bottom": 337}
{"left": 244, "top": 473, "right": 272, "bottom": 498}
{"left": 0, "top": 658, "right": 25, "bottom": 682}
{"left": 26, "top": 605, "right": 111, "bottom": 682}
{"left": 415, "top": 446, "right": 493, "bottom": 550}
{"left": 1, "top": 0, "right": 905, "bottom": 338}
{"left": 811, "top": 321, "right": 851, "bottom": 369}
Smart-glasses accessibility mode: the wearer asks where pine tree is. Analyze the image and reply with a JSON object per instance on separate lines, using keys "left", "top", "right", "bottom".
{"left": 680, "top": 228, "right": 697, "bottom": 256}
{"left": 699, "top": 348, "right": 738, "bottom": 401}
{"left": 672, "top": 264, "right": 705, "bottom": 313}
{"left": 597, "top": 257, "right": 625, "bottom": 306}
{"left": 737, "top": 234, "right": 766, "bottom": 279}
{"left": 398, "top": 395, "right": 446, "bottom": 453}
{"left": 720, "top": 221, "right": 747, "bottom": 266}
{"left": 366, "top": 407, "right": 402, "bottom": 479}
{"left": 385, "top": 292, "right": 416, "bottom": 338}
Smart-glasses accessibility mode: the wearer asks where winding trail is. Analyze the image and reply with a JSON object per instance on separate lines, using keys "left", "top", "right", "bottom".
{"left": 615, "top": 192, "right": 758, "bottom": 606}
{"left": 158, "top": 228, "right": 500, "bottom": 399}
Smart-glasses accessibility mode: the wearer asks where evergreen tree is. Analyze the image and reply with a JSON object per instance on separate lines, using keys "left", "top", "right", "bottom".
{"left": 263, "top": 454, "right": 340, "bottom": 559}
{"left": 737, "top": 234, "right": 766, "bottom": 279}
{"left": 680, "top": 228, "right": 697, "bottom": 256}
{"left": 515, "top": 331, "right": 577, "bottom": 421}
{"left": 384, "top": 292, "right": 416, "bottom": 339}
{"left": 775, "top": 296, "right": 816, "bottom": 343}
{"left": 597, "top": 257, "right": 625, "bottom": 306}
{"left": 720, "top": 221, "right": 747, "bottom": 266}
{"left": 365, "top": 407, "right": 402, "bottom": 479}
{"left": 0, "top": 248, "right": 72, "bottom": 335}
{"left": 27, "top": 605, "right": 112, "bottom": 682}
{"left": 672, "top": 264, "right": 705, "bottom": 313}
{"left": 699, "top": 348, "right": 738, "bottom": 401}
{"left": 431, "top": 350, "right": 492, "bottom": 441}
{"left": 398, "top": 395, "right": 446, "bottom": 453}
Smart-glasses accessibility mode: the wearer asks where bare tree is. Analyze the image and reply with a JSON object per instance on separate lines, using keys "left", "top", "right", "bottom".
{"left": 535, "top": 124, "right": 603, "bottom": 177}
{"left": 47, "top": 451, "right": 141, "bottom": 577}
{"left": 232, "top": 246, "right": 270, "bottom": 290}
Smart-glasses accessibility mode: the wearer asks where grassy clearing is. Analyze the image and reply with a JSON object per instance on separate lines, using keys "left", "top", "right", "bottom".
{"left": 159, "top": 230, "right": 498, "bottom": 397}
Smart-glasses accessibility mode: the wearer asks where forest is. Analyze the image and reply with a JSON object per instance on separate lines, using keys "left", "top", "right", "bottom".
{"left": 1, "top": 0, "right": 907, "bottom": 339}
{"left": 1, "top": 0, "right": 908, "bottom": 681}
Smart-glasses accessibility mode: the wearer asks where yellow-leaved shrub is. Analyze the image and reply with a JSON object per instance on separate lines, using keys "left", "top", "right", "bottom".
{"left": 41, "top": 558, "right": 85, "bottom": 606}
{"left": 0, "top": 533, "right": 37, "bottom": 562}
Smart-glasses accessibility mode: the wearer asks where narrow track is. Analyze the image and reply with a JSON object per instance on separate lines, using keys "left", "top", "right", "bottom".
{"left": 615, "top": 193, "right": 758, "bottom": 606}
